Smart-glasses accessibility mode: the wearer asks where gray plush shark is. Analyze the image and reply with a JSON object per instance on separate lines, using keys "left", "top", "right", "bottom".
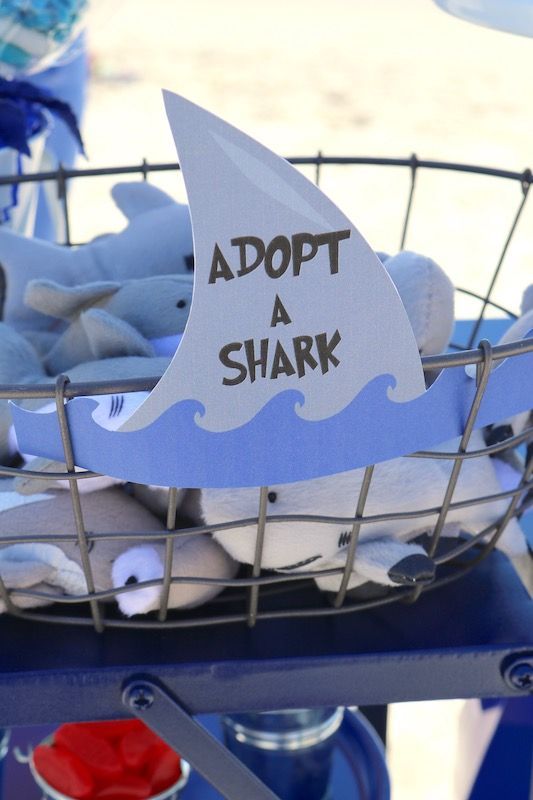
{"left": 0, "top": 321, "right": 170, "bottom": 464}
{"left": 24, "top": 273, "right": 193, "bottom": 373}
{"left": 0, "top": 182, "right": 194, "bottom": 333}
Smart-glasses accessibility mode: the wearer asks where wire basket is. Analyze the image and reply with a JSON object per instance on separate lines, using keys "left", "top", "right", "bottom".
{"left": 0, "top": 155, "right": 531, "bottom": 633}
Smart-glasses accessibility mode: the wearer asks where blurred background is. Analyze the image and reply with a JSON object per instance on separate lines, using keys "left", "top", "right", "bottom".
{"left": 28, "top": 0, "right": 533, "bottom": 797}
{"left": 75, "top": 0, "right": 533, "bottom": 321}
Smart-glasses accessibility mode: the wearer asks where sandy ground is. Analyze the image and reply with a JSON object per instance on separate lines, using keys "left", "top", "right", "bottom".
{"left": 61, "top": 2, "right": 533, "bottom": 797}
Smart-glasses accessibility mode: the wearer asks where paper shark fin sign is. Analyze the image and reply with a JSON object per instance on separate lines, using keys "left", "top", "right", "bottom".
{"left": 11, "top": 93, "right": 533, "bottom": 488}
{"left": 122, "top": 91, "right": 426, "bottom": 434}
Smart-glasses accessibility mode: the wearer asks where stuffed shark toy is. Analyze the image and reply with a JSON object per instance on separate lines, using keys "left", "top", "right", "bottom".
{"left": 0, "top": 484, "right": 165, "bottom": 612}
{"left": 0, "top": 316, "right": 234, "bottom": 616}
{"left": 111, "top": 536, "right": 237, "bottom": 617}
{"left": 201, "top": 428, "right": 527, "bottom": 594}
{"left": 0, "top": 320, "right": 171, "bottom": 464}
{"left": 0, "top": 181, "right": 194, "bottom": 333}
{"left": 201, "top": 260, "right": 527, "bottom": 593}
{"left": 0, "top": 483, "right": 236, "bottom": 615}
{"left": 23, "top": 273, "right": 193, "bottom": 373}
{"left": 381, "top": 251, "right": 455, "bottom": 358}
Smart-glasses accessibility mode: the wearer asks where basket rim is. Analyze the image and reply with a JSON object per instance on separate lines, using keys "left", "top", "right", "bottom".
{"left": 0, "top": 153, "right": 532, "bottom": 186}
{"left": 0, "top": 335, "right": 531, "bottom": 400}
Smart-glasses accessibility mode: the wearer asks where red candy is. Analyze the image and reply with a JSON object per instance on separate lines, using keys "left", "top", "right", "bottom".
{"left": 92, "top": 773, "right": 152, "bottom": 799}
{"left": 119, "top": 726, "right": 162, "bottom": 772}
{"left": 148, "top": 746, "right": 182, "bottom": 794}
{"left": 33, "top": 719, "right": 183, "bottom": 799}
{"left": 74, "top": 719, "right": 144, "bottom": 743}
{"left": 55, "top": 723, "right": 123, "bottom": 782}
{"left": 34, "top": 743, "right": 94, "bottom": 799}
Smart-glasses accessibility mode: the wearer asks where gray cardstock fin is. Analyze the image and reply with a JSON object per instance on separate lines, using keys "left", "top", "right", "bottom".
{"left": 122, "top": 92, "right": 425, "bottom": 434}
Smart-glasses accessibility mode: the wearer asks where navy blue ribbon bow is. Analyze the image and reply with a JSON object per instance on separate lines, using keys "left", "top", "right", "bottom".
{"left": 0, "top": 76, "right": 85, "bottom": 156}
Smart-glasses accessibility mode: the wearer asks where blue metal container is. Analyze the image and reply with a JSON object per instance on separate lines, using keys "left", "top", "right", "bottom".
{"left": 222, "top": 707, "right": 344, "bottom": 800}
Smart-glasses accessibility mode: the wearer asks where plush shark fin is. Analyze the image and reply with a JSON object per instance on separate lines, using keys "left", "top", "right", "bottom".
{"left": 25, "top": 280, "right": 121, "bottom": 321}
{"left": 0, "top": 553, "right": 56, "bottom": 589}
{"left": 0, "top": 543, "right": 86, "bottom": 595}
{"left": 81, "top": 308, "right": 155, "bottom": 360}
{"left": 521, "top": 284, "right": 533, "bottom": 315}
{"left": 314, "top": 539, "right": 435, "bottom": 593}
{"left": 111, "top": 182, "right": 177, "bottom": 220}
{"left": 14, "top": 455, "right": 123, "bottom": 495}
{"left": 14, "top": 457, "right": 68, "bottom": 495}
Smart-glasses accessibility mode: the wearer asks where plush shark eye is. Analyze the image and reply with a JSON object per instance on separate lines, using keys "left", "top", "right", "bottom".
{"left": 267, "top": 491, "right": 277, "bottom": 503}
{"left": 176, "top": 299, "right": 187, "bottom": 309}
{"left": 125, "top": 575, "right": 138, "bottom": 585}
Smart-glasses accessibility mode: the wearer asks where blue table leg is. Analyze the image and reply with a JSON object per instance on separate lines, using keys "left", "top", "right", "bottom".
{"left": 466, "top": 698, "right": 533, "bottom": 800}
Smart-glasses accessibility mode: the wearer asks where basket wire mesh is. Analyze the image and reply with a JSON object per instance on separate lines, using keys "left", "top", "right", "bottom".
{"left": 0, "top": 155, "right": 531, "bottom": 633}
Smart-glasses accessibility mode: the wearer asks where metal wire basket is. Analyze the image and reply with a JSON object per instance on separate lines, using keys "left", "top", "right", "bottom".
{"left": 0, "top": 155, "right": 531, "bottom": 633}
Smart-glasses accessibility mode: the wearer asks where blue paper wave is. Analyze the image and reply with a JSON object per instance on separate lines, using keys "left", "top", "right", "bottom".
{"left": 11, "top": 343, "right": 533, "bottom": 488}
